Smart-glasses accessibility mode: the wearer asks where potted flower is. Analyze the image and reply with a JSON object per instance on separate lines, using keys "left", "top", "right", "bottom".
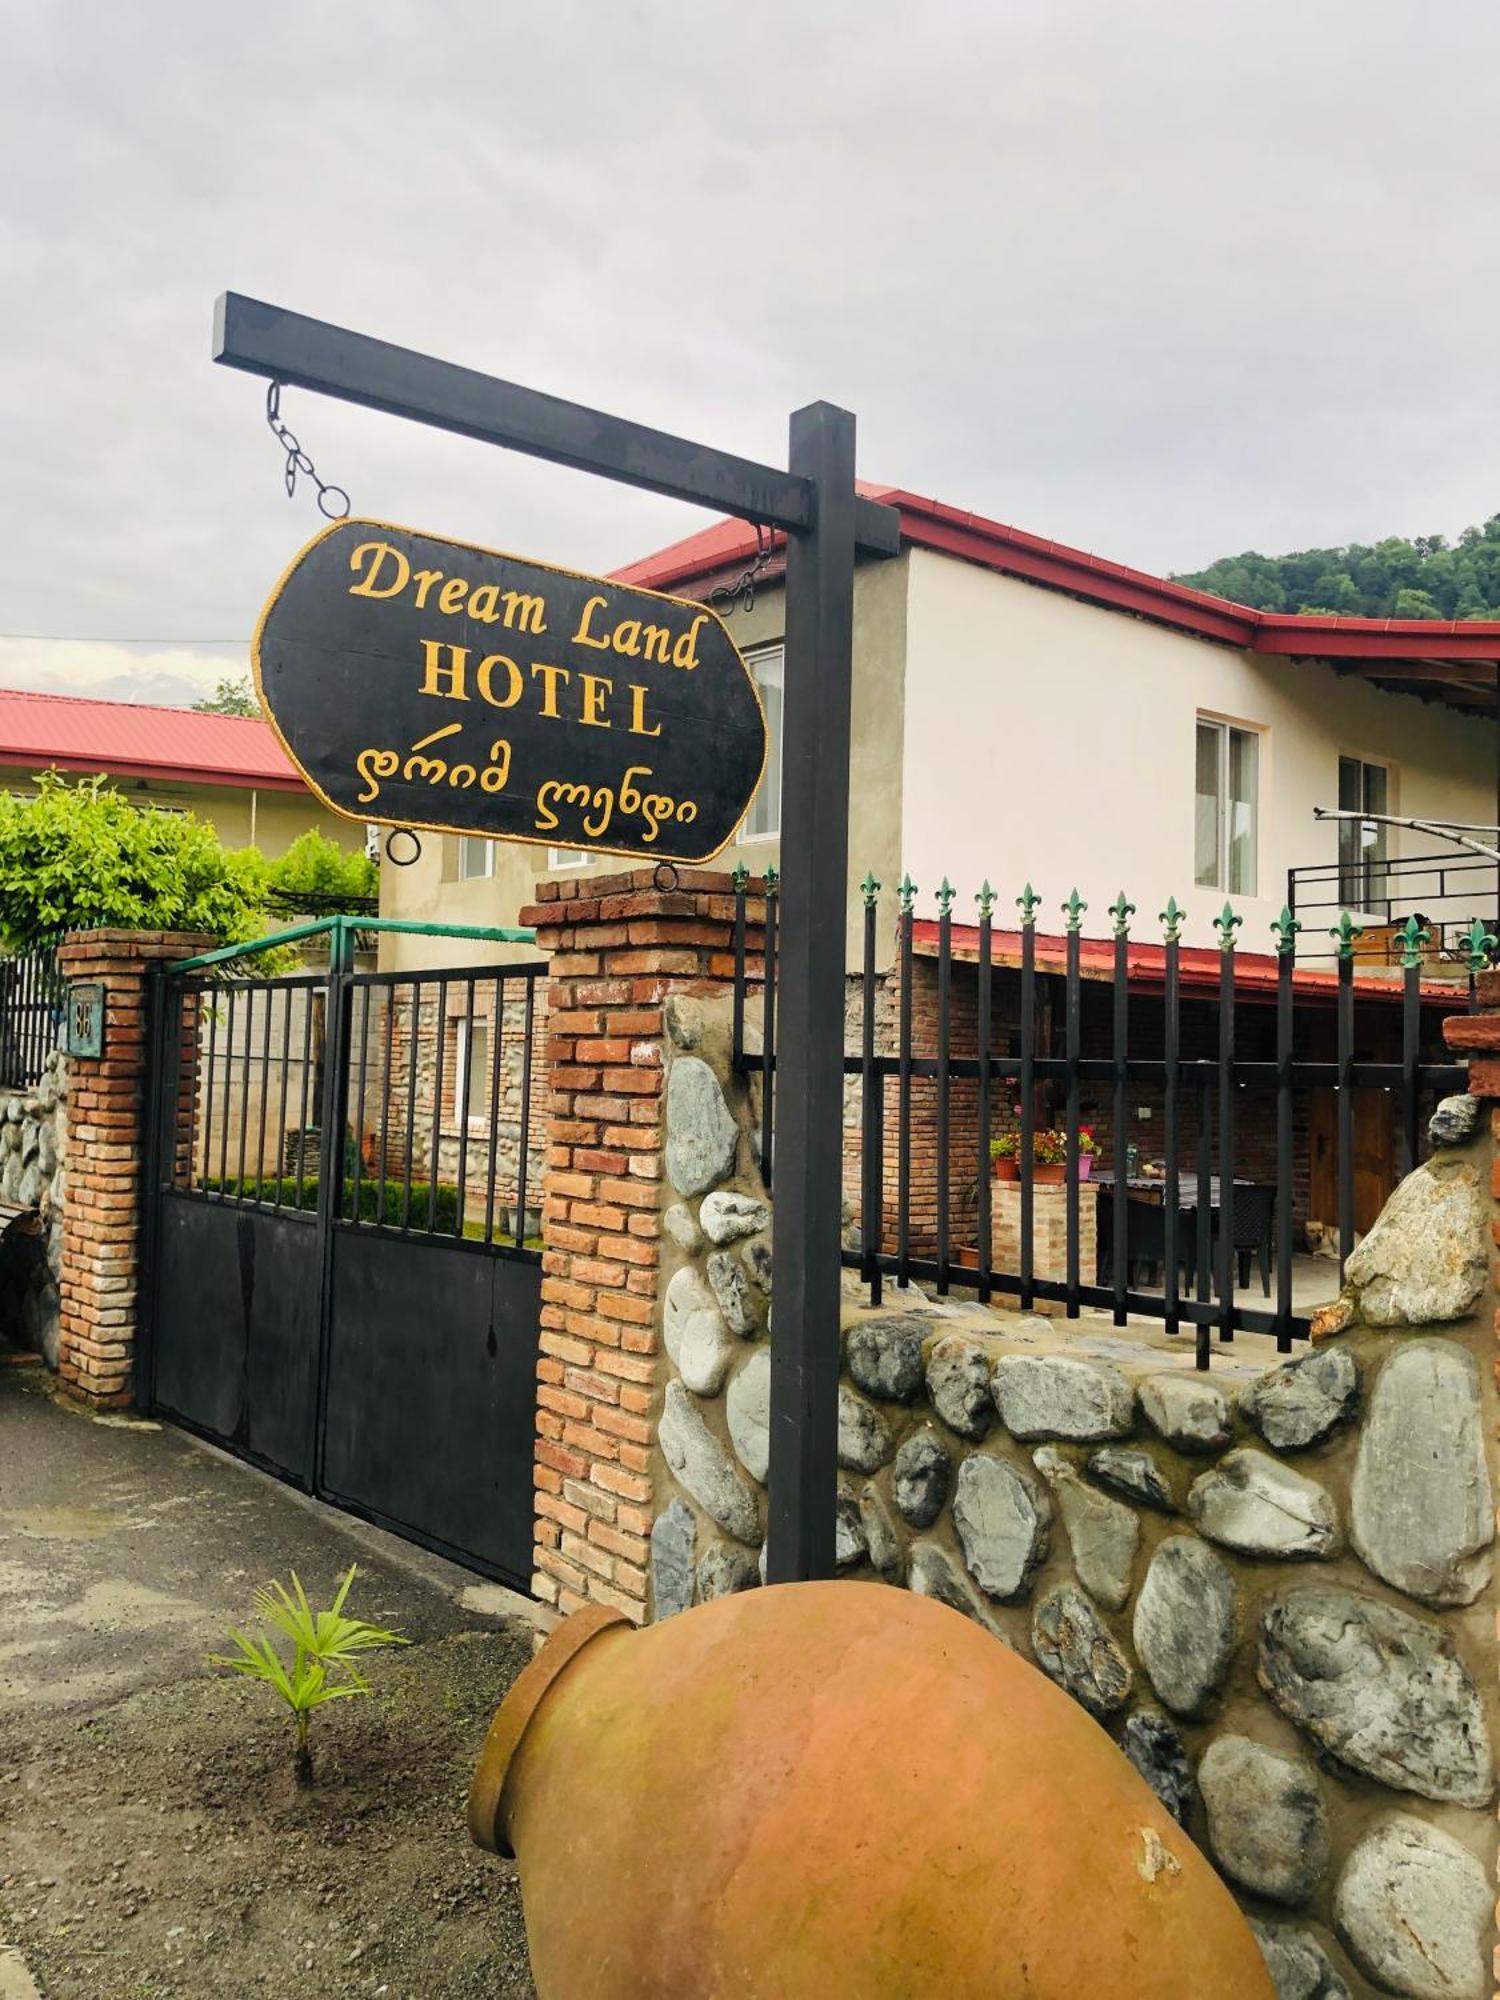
{"left": 1032, "top": 1129, "right": 1068, "bottom": 1184}
{"left": 1076, "top": 1128, "right": 1101, "bottom": 1181}
{"left": 989, "top": 1134, "right": 1019, "bottom": 1182}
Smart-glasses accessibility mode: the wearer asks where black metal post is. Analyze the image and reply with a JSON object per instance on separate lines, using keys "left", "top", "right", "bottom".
{"left": 1064, "top": 928, "right": 1082, "bottom": 1316}
{"left": 1163, "top": 921, "right": 1180, "bottom": 1338}
{"left": 936, "top": 888, "right": 953, "bottom": 1296}
{"left": 1020, "top": 920, "right": 1036, "bottom": 1312}
{"left": 765, "top": 404, "right": 857, "bottom": 1587}
{"left": 976, "top": 889, "right": 994, "bottom": 1307}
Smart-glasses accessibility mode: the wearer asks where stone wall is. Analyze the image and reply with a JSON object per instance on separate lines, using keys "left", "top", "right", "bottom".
{"left": 649, "top": 1028, "right": 1500, "bottom": 1999}
{"left": 0, "top": 1048, "right": 67, "bottom": 1365}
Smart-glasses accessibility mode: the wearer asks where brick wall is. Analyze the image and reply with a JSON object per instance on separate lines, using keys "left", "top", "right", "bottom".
{"left": 55, "top": 929, "right": 211, "bottom": 1406}
{"left": 521, "top": 869, "right": 763, "bottom": 1621}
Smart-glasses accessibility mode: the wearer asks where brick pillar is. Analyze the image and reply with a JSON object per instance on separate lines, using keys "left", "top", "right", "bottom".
{"left": 521, "top": 868, "right": 763, "bottom": 1622}
{"left": 55, "top": 928, "right": 212, "bottom": 1407}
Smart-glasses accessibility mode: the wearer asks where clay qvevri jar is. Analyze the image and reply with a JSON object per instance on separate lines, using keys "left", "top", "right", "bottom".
{"left": 470, "top": 1582, "right": 1272, "bottom": 1998}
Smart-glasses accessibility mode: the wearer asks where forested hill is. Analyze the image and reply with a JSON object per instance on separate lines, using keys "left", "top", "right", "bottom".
{"left": 1173, "top": 514, "right": 1500, "bottom": 621}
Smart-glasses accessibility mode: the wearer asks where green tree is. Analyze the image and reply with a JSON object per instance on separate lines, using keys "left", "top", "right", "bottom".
{"left": 0, "top": 772, "right": 270, "bottom": 951}
{"left": 265, "top": 828, "right": 378, "bottom": 905}
{"left": 1176, "top": 511, "right": 1500, "bottom": 620}
{"left": 192, "top": 675, "right": 259, "bottom": 717}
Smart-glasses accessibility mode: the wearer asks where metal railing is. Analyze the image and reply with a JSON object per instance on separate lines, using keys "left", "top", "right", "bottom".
{"left": 731, "top": 871, "right": 1477, "bottom": 1369}
{"left": 1288, "top": 847, "right": 1500, "bottom": 967}
{"left": 0, "top": 944, "right": 64, "bottom": 1090}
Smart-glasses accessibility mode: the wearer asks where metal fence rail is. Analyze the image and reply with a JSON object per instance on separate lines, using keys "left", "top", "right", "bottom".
{"left": 731, "top": 871, "right": 1476, "bottom": 1370}
{"left": 0, "top": 944, "right": 64, "bottom": 1090}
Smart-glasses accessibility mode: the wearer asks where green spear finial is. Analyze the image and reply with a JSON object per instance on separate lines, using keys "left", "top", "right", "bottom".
{"left": 1329, "top": 910, "right": 1362, "bottom": 962}
{"left": 898, "top": 874, "right": 917, "bottom": 913}
{"left": 976, "top": 879, "right": 997, "bottom": 920}
{"left": 936, "top": 877, "right": 955, "bottom": 917}
{"left": 1398, "top": 914, "right": 1430, "bottom": 971}
{"left": 1159, "top": 896, "right": 1186, "bottom": 944}
{"left": 1063, "top": 889, "right": 1087, "bottom": 933}
{"left": 1109, "top": 890, "right": 1136, "bottom": 939}
{"left": 1214, "top": 902, "right": 1243, "bottom": 950}
{"left": 1016, "top": 882, "right": 1041, "bottom": 927}
{"left": 1270, "top": 906, "right": 1302, "bottom": 958}
{"left": 1463, "top": 916, "right": 1496, "bottom": 974}
{"left": 764, "top": 864, "right": 779, "bottom": 894}
{"left": 860, "top": 870, "right": 881, "bottom": 908}
{"left": 731, "top": 862, "right": 750, "bottom": 892}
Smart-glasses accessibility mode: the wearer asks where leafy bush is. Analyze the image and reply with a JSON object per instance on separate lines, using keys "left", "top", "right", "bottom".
{"left": 205, "top": 1172, "right": 463, "bottom": 1232}
{"left": 265, "top": 828, "right": 378, "bottom": 904}
{"left": 0, "top": 772, "right": 272, "bottom": 953}
{"left": 208, "top": 1565, "right": 406, "bottom": 1785}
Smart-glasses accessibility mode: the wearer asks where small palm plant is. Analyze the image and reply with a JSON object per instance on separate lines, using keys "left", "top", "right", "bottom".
{"left": 208, "top": 1565, "right": 407, "bottom": 1786}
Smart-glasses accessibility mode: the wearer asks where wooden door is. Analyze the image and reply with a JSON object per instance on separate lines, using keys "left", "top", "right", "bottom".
{"left": 1308, "top": 1088, "right": 1397, "bottom": 1238}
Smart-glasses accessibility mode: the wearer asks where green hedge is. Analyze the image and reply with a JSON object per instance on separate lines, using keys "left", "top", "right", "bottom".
{"left": 203, "top": 1174, "right": 463, "bottom": 1233}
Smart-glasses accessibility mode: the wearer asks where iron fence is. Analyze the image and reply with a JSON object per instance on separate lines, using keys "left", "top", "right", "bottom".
{"left": 164, "top": 959, "right": 547, "bottom": 1256}
{"left": 0, "top": 945, "right": 64, "bottom": 1091}
{"left": 731, "top": 871, "right": 1477, "bottom": 1369}
{"left": 1287, "top": 848, "right": 1500, "bottom": 966}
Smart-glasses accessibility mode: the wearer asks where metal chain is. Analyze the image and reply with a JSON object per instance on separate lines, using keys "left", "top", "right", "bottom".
{"left": 265, "top": 382, "right": 351, "bottom": 520}
{"left": 708, "top": 523, "right": 777, "bottom": 615}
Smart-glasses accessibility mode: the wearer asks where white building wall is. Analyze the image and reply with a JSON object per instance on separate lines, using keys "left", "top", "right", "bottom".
{"left": 901, "top": 547, "right": 1497, "bottom": 953}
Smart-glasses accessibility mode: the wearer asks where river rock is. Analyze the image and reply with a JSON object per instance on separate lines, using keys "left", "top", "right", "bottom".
{"left": 925, "top": 1334, "right": 995, "bottom": 1438}
{"left": 1189, "top": 1449, "right": 1339, "bottom": 1559}
{"left": 858, "top": 1483, "right": 904, "bottom": 1579}
{"left": 834, "top": 1481, "right": 868, "bottom": 1569}
{"left": 1086, "top": 1445, "right": 1177, "bottom": 1513}
{"left": 907, "top": 1539, "right": 1001, "bottom": 1634}
{"left": 846, "top": 1312, "right": 929, "bottom": 1403}
{"left": 649, "top": 1497, "right": 696, "bottom": 1619}
{"left": 660, "top": 1380, "right": 761, "bottom": 1545}
{"left": 1343, "top": 1159, "right": 1486, "bottom": 1325}
{"left": 35, "top": 1122, "right": 57, "bottom": 1176}
{"left": 1199, "top": 1736, "right": 1329, "bottom": 1907}
{"left": 991, "top": 1354, "right": 1134, "bottom": 1441}
{"left": 706, "top": 1249, "right": 760, "bottom": 1335}
{"left": 838, "top": 1384, "right": 893, "bottom": 1472}
{"left": 1140, "top": 1373, "right": 1233, "bottom": 1453}
{"left": 1241, "top": 1347, "right": 1359, "bottom": 1452}
{"left": 1257, "top": 1586, "right": 1493, "bottom": 1806}
{"left": 1121, "top": 1712, "right": 1194, "bottom": 1826}
{"left": 952, "top": 1452, "right": 1050, "bottom": 1600}
{"left": 698, "top": 1189, "right": 768, "bottom": 1244}
{"left": 663, "top": 994, "right": 703, "bottom": 1050}
{"left": 1031, "top": 1583, "right": 1132, "bottom": 1716}
{"left": 742, "top": 1236, "right": 772, "bottom": 1290}
{"left": 1032, "top": 1445, "right": 1139, "bottom": 1610}
{"left": 725, "top": 1348, "right": 770, "bottom": 1483}
{"left": 1250, "top": 1923, "right": 1350, "bottom": 2000}
{"left": 662, "top": 1202, "right": 703, "bottom": 1254}
{"left": 1334, "top": 1815, "right": 1490, "bottom": 2000}
{"left": 894, "top": 1427, "right": 951, "bottom": 1528}
{"left": 1428, "top": 1092, "right": 1479, "bottom": 1148}
{"left": 664, "top": 1055, "right": 738, "bottom": 1197}
{"left": 696, "top": 1544, "right": 760, "bottom": 1600}
{"left": 1351, "top": 1340, "right": 1492, "bottom": 1607}
{"left": 663, "top": 1266, "right": 735, "bottom": 1395}
{"left": 1133, "top": 1536, "right": 1236, "bottom": 1717}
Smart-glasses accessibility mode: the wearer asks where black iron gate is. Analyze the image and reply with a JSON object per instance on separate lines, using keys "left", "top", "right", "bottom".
{"left": 139, "top": 944, "right": 545, "bottom": 1589}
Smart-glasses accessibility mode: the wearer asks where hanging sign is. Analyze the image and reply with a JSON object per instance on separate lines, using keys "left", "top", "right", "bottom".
{"left": 252, "top": 518, "right": 768, "bottom": 864}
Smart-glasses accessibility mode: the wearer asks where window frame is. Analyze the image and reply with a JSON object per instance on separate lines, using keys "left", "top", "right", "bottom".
{"left": 741, "top": 642, "right": 785, "bottom": 843}
{"left": 1336, "top": 752, "right": 1393, "bottom": 915}
{"left": 452, "top": 1015, "right": 491, "bottom": 1131}
{"left": 548, "top": 846, "right": 590, "bottom": 870}
{"left": 457, "top": 836, "right": 496, "bottom": 881}
{"left": 1194, "top": 714, "right": 1261, "bottom": 897}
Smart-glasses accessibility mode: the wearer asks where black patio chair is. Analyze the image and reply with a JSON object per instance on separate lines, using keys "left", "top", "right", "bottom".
{"left": 1098, "top": 1195, "right": 1200, "bottom": 1291}
{"left": 1216, "top": 1182, "right": 1276, "bottom": 1296}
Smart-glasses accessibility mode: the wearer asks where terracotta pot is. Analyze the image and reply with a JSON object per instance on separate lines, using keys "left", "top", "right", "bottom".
{"left": 952, "top": 1243, "right": 980, "bottom": 1270}
{"left": 991, "top": 1157, "right": 1019, "bottom": 1181}
{"left": 469, "top": 1585, "right": 1273, "bottom": 1999}
{"left": 1033, "top": 1162, "right": 1066, "bottom": 1184}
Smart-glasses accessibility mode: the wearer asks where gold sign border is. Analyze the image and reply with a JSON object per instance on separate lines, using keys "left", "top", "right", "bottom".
{"left": 251, "top": 515, "right": 771, "bottom": 868}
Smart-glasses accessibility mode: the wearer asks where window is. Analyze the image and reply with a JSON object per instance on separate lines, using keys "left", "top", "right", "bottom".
{"left": 1195, "top": 719, "right": 1259, "bottom": 895}
{"left": 548, "top": 847, "right": 589, "bottom": 869}
{"left": 1337, "top": 756, "right": 1390, "bottom": 911}
{"left": 453, "top": 1018, "right": 490, "bottom": 1125}
{"left": 458, "top": 837, "right": 495, "bottom": 881}
{"left": 743, "top": 645, "right": 784, "bottom": 841}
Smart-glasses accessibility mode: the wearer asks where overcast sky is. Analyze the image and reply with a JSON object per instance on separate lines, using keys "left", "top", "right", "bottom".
{"left": 3, "top": 0, "right": 1498, "bottom": 706}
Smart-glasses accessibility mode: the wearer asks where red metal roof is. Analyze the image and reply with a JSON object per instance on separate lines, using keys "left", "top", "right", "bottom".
{"left": 613, "top": 489, "right": 1500, "bottom": 667}
{"left": 0, "top": 688, "right": 304, "bottom": 792}
{"left": 912, "top": 920, "right": 1465, "bottom": 1006}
